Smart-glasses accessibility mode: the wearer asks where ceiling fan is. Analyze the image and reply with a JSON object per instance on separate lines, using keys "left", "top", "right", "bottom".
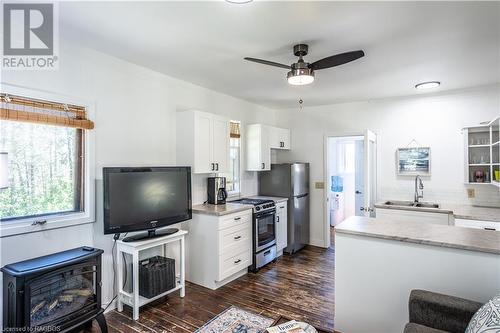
{"left": 244, "top": 44, "right": 365, "bottom": 86}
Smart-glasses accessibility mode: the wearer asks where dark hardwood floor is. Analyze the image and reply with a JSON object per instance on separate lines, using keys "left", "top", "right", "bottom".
{"left": 89, "top": 242, "right": 335, "bottom": 333}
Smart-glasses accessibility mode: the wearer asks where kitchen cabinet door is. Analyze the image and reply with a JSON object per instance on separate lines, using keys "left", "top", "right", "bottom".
{"left": 276, "top": 201, "right": 288, "bottom": 252}
{"left": 212, "top": 115, "right": 230, "bottom": 173}
{"left": 269, "top": 126, "right": 281, "bottom": 149}
{"left": 279, "top": 128, "right": 291, "bottom": 150}
{"left": 246, "top": 124, "right": 270, "bottom": 171}
{"left": 269, "top": 127, "right": 291, "bottom": 150}
{"left": 194, "top": 111, "right": 213, "bottom": 173}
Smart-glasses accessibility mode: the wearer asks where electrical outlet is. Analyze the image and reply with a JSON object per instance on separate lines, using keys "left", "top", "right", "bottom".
{"left": 467, "top": 188, "right": 475, "bottom": 198}
{"left": 315, "top": 182, "right": 325, "bottom": 189}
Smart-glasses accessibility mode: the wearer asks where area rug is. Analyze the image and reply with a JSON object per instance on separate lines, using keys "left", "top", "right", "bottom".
{"left": 195, "top": 306, "right": 275, "bottom": 333}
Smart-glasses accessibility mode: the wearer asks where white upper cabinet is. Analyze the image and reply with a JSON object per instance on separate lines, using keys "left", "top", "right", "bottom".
{"left": 177, "top": 110, "right": 230, "bottom": 174}
{"left": 269, "top": 127, "right": 291, "bottom": 150}
{"left": 246, "top": 124, "right": 291, "bottom": 171}
{"left": 211, "top": 115, "right": 230, "bottom": 173}
{"left": 246, "top": 124, "right": 271, "bottom": 171}
{"left": 463, "top": 116, "right": 499, "bottom": 189}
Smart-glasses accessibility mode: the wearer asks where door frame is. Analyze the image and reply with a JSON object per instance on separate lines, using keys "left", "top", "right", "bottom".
{"left": 323, "top": 132, "right": 365, "bottom": 248}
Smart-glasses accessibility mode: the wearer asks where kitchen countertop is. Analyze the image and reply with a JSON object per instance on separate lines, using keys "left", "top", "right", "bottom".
{"left": 247, "top": 195, "right": 289, "bottom": 203}
{"left": 336, "top": 216, "right": 500, "bottom": 255}
{"left": 375, "top": 201, "right": 500, "bottom": 223}
{"left": 192, "top": 203, "right": 253, "bottom": 216}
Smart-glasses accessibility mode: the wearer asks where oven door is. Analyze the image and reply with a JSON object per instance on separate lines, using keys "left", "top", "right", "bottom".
{"left": 255, "top": 210, "right": 276, "bottom": 252}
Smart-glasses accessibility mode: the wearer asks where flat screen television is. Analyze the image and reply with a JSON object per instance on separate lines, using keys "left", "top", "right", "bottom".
{"left": 103, "top": 167, "right": 192, "bottom": 242}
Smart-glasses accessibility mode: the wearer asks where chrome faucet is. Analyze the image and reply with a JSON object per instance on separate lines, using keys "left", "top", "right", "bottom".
{"left": 414, "top": 175, "right": 424, "bottom": 203}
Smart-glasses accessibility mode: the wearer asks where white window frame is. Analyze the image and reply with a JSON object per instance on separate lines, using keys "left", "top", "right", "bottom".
{"left": 226, "top": 121, "right": 241, "bottom": 199}
{"left": 0, "top": 83, "right": 95, "bottom": 238}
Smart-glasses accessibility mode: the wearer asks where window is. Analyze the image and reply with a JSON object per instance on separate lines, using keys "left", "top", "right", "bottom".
{"left": 0, "top": 121, "right": 84, "bottom": 220}
{"left": 226, "top": 121, "right": 241, "bottom": 196}
{"left": 0, "top": 93, "right": 93, "bottom": 222}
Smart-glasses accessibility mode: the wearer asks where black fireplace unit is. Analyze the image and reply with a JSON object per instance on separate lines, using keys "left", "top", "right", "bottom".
{"left": 2, "top": 246, "right": 107, "bottom": 332}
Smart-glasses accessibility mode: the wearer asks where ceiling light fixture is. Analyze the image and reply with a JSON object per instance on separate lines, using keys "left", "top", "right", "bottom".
{"left": 415, "top": 81, "right": 440, "bottom": 90}
{"left": 287, "top": 67, "right": 315, "bottom": 86}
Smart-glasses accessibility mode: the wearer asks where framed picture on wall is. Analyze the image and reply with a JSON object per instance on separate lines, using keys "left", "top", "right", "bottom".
{"left": 397, "top": 147, "right": 431, "bottom": 176}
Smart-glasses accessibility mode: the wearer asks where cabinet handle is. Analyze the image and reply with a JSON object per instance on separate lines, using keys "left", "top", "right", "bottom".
{"left": 276, "top": 216, "right": 279, "bottom": 222}
{"left": 279, "top": 206, "right": 285, "bottom": 209}
{"left": 234, "top": 259, "right": 241, "bottom": 264}
{"left": 263, "top": 250, "right": 271, "bottom": 256}
{"left": 484, "top": 227, "right": 496, "bottom": 231}
{"left": 261, "top": 163, "right": 265, "bottom": 169}
{"left": 234, "top": 235, "right": 242, "bottom": 240}
{"left": 216, "top": 163, "right": 219, "bottom": 171}
{"left": 234, "top": 217, "right": 241, "bottom": 221}
{"left": 211, "top": 163, "right": 215, "bottom": 171}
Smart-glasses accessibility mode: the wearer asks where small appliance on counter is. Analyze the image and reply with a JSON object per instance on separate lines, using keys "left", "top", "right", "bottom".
{"left": 207, "top": 177, "right": 228, "bottom": 205}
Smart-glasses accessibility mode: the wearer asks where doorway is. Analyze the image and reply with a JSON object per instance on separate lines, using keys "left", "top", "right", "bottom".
{"left": 324, "top": 131, "right": 377, "bottom": 248}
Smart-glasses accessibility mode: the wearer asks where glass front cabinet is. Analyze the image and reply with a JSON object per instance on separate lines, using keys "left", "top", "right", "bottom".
{"left": 463, "top": 117, "right": 500, "bottom": 188}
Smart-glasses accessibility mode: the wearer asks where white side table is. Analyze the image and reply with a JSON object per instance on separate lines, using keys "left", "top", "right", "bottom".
{"left": 115, "top": 230, "right": 187, "bottom": 320}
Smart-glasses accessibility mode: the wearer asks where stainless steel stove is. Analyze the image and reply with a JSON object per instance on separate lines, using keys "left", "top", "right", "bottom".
{"left": 231, "top": 198, "right": 277, "bottom": 271}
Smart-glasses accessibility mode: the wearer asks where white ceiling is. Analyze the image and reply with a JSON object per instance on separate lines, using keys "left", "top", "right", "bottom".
{"left": 59, "top": 1, "right": 500, "bottom": 109}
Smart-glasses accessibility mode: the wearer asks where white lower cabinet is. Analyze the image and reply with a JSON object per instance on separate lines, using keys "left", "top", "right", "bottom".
{"left": 186, "top": 209, "right": 253, "bottom": 290}
{"left": 276, "top": 201, "right": 288, "bottom": 255}
{"left": 454, "top": 218, "right": 500, "bottom": 231}
{"left": 376, "top": 208, "right": 451, "bottom": 225}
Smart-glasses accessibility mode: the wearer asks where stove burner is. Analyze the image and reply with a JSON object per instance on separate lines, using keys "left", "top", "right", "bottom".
{"left": 231, "top": 198, "right": 275, "bottom": 213}
{"left": 232, "top": 198, "right": 273, "bottom": 205}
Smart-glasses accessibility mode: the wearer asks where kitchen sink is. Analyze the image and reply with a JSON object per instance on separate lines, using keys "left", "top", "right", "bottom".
{"left": 383, "top": 200, "right": 440, "bottom": 209}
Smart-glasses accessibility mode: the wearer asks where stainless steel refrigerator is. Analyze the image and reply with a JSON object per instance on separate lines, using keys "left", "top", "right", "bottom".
{"left": 258, "top": 163, "right": 310, "bottom": 254}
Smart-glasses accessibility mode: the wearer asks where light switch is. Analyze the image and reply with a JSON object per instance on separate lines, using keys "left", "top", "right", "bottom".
{"left": 467, "top": 188, "right": 475, "bottom": 198}
{"left": 315, "top": 182, "right": 325, "bottom": 189}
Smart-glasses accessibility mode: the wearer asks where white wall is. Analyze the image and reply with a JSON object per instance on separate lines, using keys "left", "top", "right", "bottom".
{"left": 0, "top": 40, "right": 277, "bottom": 316}
{"left": 276, "top": 85, "right": 500, "bottom": 247}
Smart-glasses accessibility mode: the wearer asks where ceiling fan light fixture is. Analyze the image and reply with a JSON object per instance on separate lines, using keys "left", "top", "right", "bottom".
{"left": 287, "top": 68, "right": 315, "bottom": 86}
{"left": 415, "top": 81, "right": 440, "bottom": 90}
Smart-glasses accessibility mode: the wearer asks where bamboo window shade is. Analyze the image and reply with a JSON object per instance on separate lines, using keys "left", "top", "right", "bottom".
{"left": 230, "top": 121, "right": 240, "bottom": 138}
{"left": 0, "top": 93, "right": 94, "bottom": 130}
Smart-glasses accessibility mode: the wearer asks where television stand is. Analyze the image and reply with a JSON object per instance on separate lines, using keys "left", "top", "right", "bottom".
{"left": 116, "top": 230, "right": 187, "bottom": 320}
{"left": 122, "top": 228, "right": 179, "bottom": 242}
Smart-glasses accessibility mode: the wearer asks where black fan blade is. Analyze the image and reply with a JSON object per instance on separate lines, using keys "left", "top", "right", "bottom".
{"left": 244, "top": 57, "right": 291, "bottom": 69}
{"left": 311, "top": 50, "right": 365, "bottom": 70}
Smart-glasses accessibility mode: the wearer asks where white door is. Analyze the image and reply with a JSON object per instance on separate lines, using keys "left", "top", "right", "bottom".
{"left": 362, "top": 130, "right": 377, "bottom": 217}
{"left": 194, "top": 112, "right": 213, "bottom": 173}
{"left": 212, "top": 116, "right": 230, "bottom": 173}
{"left": 354, "top": 139, "right": 365, "bottom": 216}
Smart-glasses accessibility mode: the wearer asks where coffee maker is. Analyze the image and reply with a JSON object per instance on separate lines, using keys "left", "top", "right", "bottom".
{"left": 207, "top": 177, "right": 228, "bottom": 205}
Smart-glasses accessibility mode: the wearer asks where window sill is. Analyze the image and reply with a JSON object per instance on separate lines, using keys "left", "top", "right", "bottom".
{"left": 0, "top": 212, "right": 94, "bottom": 238}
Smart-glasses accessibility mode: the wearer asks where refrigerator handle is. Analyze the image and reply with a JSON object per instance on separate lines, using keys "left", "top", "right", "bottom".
{"left": 296, "top": 193, "right": 309, "bottom": 199}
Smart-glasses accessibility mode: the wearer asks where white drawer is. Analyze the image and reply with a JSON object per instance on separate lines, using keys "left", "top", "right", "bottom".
{"left": 219, "top": 210, "right": 252, "bottom": 230}
{"left": 219, "top": 223, "right": 252, "bottom": 255}
{"left": 218, "top": 249, "right": 251, "bottom": 281}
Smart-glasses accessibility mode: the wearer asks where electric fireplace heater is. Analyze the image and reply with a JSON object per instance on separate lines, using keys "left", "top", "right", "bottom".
{"left": 2, "top": 247, "right": 107, "bottom": 332}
